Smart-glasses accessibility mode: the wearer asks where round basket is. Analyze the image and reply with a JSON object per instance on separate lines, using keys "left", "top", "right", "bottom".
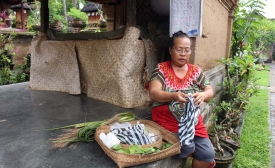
{"left": 95, "top": 120, "right": 181, "bottom": 168}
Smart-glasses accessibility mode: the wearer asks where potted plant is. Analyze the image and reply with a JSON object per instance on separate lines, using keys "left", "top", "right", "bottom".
{"left": 209, "top": 54, "right": 260, "bottom": 166}
{"left": 209, "top": 122, "right": 236, "bottom": 168}
{"left": 67, "top": 7, "right": 88, "bottom": 32}
{"left": 215, "top": 54, "right": 260, "bottom": 127}
{"left": 50, "top": 20, "right": 63, "bottom": 32}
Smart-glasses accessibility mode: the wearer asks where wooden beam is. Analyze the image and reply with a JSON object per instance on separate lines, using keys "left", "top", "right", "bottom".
{"left": 40, "top": 0, "right": 49, "bottom": 33}
{"left": 218, "top": 0, "right": 239, "bottom": 12}
{"left": 121, "top": 0, "right": 126, "bottom": 26}
{"left": 114, "top": 4, "right": 116, "bottom": 30}
{"left": 126, "top": 0, "right": 136, "bottom": 27}
{"left": 20, "top": 2, "right": 25, "bottom": 31}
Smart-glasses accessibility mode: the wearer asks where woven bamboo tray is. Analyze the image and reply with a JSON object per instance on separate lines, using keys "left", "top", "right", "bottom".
{"left": 95, "top": 119, "right": 181, "bottom": 168}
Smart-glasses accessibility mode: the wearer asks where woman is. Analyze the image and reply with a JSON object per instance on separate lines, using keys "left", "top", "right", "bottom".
{"left": 149, "top": 31, "right": 215, "bottom": 168}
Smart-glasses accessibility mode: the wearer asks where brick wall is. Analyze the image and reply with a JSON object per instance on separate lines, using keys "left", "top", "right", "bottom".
{"left": 194, "top": 0, "right": 231, "bottom": 71}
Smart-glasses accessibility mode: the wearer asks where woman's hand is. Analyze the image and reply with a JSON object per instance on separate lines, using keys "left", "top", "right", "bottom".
{"left": 173, "top": 92, "right": 189, "bottom": 104}
{"left": 192, "top": 85, "right": 214, "bottom": 107}
{"left": 149, "top": 80, "right": 189, "bottom": 103}
{"left": 192, "top": 92, "right": 206, "bottom": 106}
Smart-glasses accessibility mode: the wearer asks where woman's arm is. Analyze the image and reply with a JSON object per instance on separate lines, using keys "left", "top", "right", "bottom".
{"left": 149, "top": 80, "right": 188, "bottom": 103}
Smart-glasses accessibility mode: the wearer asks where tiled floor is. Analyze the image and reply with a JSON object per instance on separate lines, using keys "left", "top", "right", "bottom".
{"left": 0, "top": 82, "right": 171, "bottom": 168}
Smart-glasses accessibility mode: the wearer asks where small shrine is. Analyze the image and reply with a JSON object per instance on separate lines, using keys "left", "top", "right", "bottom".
{"left": 81, "top": 2, "right": 104, "bottom": 31}
{"left": 10, "top": 3, "right": 33, "bottom": 31}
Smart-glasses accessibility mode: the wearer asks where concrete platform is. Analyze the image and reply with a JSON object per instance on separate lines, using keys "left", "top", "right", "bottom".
{"left": 0, "top": 82, "right": 181, "bottom": 168}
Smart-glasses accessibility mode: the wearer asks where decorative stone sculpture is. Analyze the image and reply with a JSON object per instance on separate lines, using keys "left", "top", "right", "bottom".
{"left": 72, "top": 18, "right": 86, "bottom": 33}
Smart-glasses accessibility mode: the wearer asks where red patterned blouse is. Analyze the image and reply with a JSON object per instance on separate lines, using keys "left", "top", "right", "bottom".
{"left": 150, "top": 61, "right": 209, "bottom": 138}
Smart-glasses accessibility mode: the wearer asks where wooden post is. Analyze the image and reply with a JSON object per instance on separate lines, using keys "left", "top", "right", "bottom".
{"left": 121, "top": 0, "right": 126, "bottom": 26}
{"left": 114, "top": 4, "right": 116, "bottom": 30}
{"left": 20, "top": 2, "right": 25, "bottom": 31}
{"left": 40, "top": 0, "right": 49, "bottom": 33}
{"left": 126, "top": 0, "right": 136, "bottom": 27}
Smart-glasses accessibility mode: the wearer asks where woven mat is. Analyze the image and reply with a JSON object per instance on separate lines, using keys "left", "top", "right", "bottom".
{"left": 30, "top": 33, "right": 81, "bottom": 94}
{"left": 142, "top": 38, "right": 158, "bottom": 86}
{"left": 29, "top": 27, "right": 154, "bottom": 108}
{"left": 76, "top": 27, "right": 151, "bottom": 108}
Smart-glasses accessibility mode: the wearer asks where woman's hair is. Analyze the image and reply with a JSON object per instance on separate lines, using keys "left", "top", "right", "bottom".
{"left": 169, "top": 31, "right": 192, "bottom": 48}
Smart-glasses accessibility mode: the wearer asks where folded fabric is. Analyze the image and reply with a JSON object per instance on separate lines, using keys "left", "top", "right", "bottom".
{"left": 178, "top": 95, "right": 200, "bottom": 146}
{"left": 169, "top": 99, "right": 187, "bottom": 122}
{"left": 111, "top": 124, "right": 153, "bottom": 145}
{"left": 110, "top": 122, "right": 132, "bottom": 130}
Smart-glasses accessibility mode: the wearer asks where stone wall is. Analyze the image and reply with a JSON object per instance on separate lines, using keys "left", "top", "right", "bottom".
{"left": 201, "top": 65, "right": 224, "bottom": 129}
{"left": 11, "top": 34, "right": 33, "bottom": 67}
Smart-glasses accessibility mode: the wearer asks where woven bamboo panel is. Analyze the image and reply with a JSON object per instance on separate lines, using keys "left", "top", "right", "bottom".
{"left": 76, "top": 27, "right": 150, "bottom": 108}
{"left": 30, "top": 33, "right": 81, "bottom": 94}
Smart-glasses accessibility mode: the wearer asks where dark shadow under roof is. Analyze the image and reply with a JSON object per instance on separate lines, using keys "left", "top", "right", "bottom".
{"left": 81, "top": 2, "right": 102, "bottom": 12}
{"left": 9, "top": 3, "right": 34, "bottom": 10}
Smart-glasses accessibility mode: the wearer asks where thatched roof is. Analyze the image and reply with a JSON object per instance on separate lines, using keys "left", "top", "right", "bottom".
{"left": 10, "top": 3, "right": 34, "bottom": 10}
{"left": 81, "top": 2, "right": 102, "bottom": 12}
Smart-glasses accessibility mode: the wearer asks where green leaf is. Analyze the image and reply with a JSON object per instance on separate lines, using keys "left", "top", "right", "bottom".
{"left": 129, "top": 145, "right": 144, "bottom": 154}
{"left": 162, "top": 142, "right": 173, "bottom": 150}
{"left": 116, "top": 148, "right": 130, "bottom": 154}
{"left": 111, "top": 144, "right": 123, "bottom": 150}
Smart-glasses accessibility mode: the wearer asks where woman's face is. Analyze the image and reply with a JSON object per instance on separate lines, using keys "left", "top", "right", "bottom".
{"left": 169, "top": 37, "right": 191, "bottom": 67}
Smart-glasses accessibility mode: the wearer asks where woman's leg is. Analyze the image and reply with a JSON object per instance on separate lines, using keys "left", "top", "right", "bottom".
{"left": 192, "top": 136, "right": 215, "bottom": 168}
{"left": 173, "top": 133, "right": 195, "bottom": 159}
{"left": 174, "top": 134, "right": 215, "bottom": 168}
{"left": 192, "top": 158, "right": 212, "bottom": 168}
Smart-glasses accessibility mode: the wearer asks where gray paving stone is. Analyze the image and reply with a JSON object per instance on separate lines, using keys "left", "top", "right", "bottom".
{"left": 267, "top": 62, "right": 275, "bottom": 168}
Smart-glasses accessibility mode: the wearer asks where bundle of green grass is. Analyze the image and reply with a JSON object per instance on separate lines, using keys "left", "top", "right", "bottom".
{"left": 48, "top": 112, "right": 137, "bottom": 148}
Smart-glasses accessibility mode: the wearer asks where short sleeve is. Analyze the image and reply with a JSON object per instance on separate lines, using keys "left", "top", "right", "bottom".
{"left": 150, "top": 65, "right": 165, "bottom": 86}
{"left": 195, "top": 67, "right": 210, "bottom": 90}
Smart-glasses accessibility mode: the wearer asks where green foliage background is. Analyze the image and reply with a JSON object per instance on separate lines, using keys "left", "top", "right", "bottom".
{"left": 231, "top": 0, "right": 275, "bottom": 59}
{"left": 27, "top": 0, "right": 87, "bottom": 31}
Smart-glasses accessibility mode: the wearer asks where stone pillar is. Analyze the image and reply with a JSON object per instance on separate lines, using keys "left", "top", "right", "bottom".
{"left": 226, "top": 1, "right": 239, "bottom": 58}
{"left": 225, "top": 11, "right": 235, "bottom": 58}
